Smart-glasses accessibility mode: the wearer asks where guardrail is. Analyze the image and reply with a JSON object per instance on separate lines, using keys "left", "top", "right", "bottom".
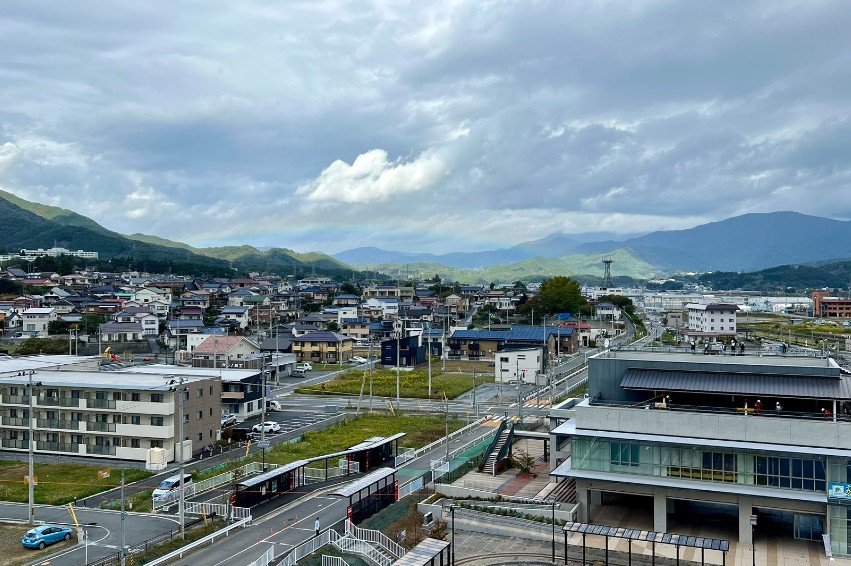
{"left": 398, "top": 416, "right": 488, "bottom": 466}
{"left": 279, "top": 528, "right": 342, "bottom": 566}
{"left": 398, "top": 477, "right": 424, "bottom": 499}
{"left": 246, "top": 546, "right": 276, "bottom": 566}
{"left": 431, "top": 428, "right": 498, "bottom": 471}
{"left": 184, "top": 501, "right": 251, "bottom": 522}
{"left": 142, "top": 516, "right": 251, "bottom": 566}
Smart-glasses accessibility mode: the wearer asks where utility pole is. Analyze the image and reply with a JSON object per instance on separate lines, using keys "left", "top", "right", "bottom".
{"left": 261, "top": 368, "right": 267, "bottom": 471}
{"left": 178, "top": 376, "right": 185, "bottom": 540}
{"left": 427, "top": 332, "right": 432, "bottom": 398}
{"left": 471, "top": 369, "right": 476, "bottom": 415}
{"left": 395, "top": 325, "right": 401, "bottom": 409}
{"left": 120, "top": 469, "right": 126, "bottom": 566}
{"left": 27, "top": 370, "right": 35, "bottom": 525}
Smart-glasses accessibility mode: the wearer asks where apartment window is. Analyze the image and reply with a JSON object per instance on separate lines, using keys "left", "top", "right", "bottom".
{"left": 131, "top": 416, "right": 141, "bottom": 425}
{"left": 131, "top": 393, "right": 140, "bottom": 402}
{"left": 151, "top": 393, "right": 164, "bottom": 403}
{"left": 71, "top": 434, "right": 84, "bottom": 444}
{"left": 247, "top": 402, "right": 254, "bottom": 412}
{"left": 9, "top": 430, "right": 18, "bottom": 440}
{"left": 197, "top": 432, "right": 203, "bottom": 441}
{"left": 209, "top": 408, "right": 213, "bottom": 416}
{"left": 610, "top": 442, "right": 640, "bottom": 467}
{"left": 150, "top": 416, "right": 164, "bottom": 427}
{"left": 95, "top": 391, "right": 108, "bottom": 400}
{"left": 9, "top": 408, "right": 17, "bottom": 418}
{"left": 131, "top": 439, "right": 140, "bottom": 448}
{"left": 95, "top": 414, "right": 109, "bottom": 423}
{"left": 70, "top": 390, "right": 81, "bottom": 399}
{"left": 46, "top": 389, "right": 59, "bottom": 398}
{"left": 150, "top": 440, "right": 163, "bottom": 448}
{"left": 209, "top": 429, "right": 213, "bottom": 438}
{"left": 46, "top": 410, "right": 58, "bottom": 420}
{"left": 184, "top": 414, "right": 189, "bottom": 423}
{"left": 210, "top": 386, "right": 213, "bottom": 395}
{"left": 197, "top": 388, "right": 203, "bottom": 398}
{"left": 184, "top": 391, "right": 189, "bottom": 401}
{"left": 71, "top": 412, "right": 83, "bottom": 421}
{"left": 197, "top": 411, "right": 203, "bottom": 420}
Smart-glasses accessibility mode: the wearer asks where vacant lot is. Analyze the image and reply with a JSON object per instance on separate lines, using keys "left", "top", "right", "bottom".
{"left": 296, "top": 368, "right": 493, "bottom": 400}
{"left": 0, "top": 461, "right": 151, "bottom": 505}
{"left": 0, "top": 522, "right": 76, "bottom": 566}
{"left": 265, "top": 414, "right": 464, "bottom": 466}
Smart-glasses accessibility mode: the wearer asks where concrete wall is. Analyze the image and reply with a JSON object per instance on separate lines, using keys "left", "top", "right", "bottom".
{"left": 575, "top": 404, "right": 851, "bottom": 450}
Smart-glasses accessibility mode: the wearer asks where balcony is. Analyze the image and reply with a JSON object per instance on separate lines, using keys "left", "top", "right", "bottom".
{"left": 37, "top": 442, "right": 80, "bottom": 453}
{"left": 38, "top": 397, "right": 80, "bottom": 408}
{"left": 87, "top": 444, "right": 116, "bottom": 456}
{"left": 116, "top": 423, "right": 174, "bottom": 438}
{"left": 88, "top": 399, "right": 116, "bottom": 410}
{"left": 86, "top": 421, "right": 117, "bottom": 433}
{"left": 2, "top": 395, "right": 30, "bottom": 405}
{"left": 1, "top": 439, "right": 28, "bottom": 449}
{"left": 116, "top": 400, "right": 173, "bottom": 416}
{"left": 37, "top": 419, "right": 81, "bottom": 431}
{"left": 2, "top": 417, "right": 29, "bottom": 427}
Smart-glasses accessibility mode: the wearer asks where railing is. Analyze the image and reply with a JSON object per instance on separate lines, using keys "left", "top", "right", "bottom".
{"left": 37, "top": 441, "right": 79, "bottom": 453}
{"left": 279, "top": 528, "right": 342, "bottom": 566}
{"left": 88, "top": 398, "right": 117, "bottom": 409}
{"left": 304, "top": 461, "right": 360, "bottom": 482}
{"left": 88, "top": 421, "right": 117, "bottom": 432}
{"left": 39, "top": 396, "right": 80, "bottom": 407}
{"left": 398, "top": 477, "right": 424, "bottom": 500}
{"left": 2, "top": 439, "right": 27, "bottom": 449}
{"left": 478, "top": 420, "right": 507, "bottom": 472}
{"left": 491, "top": 423, "right": 514, "bottom": 476}
{"left": 1, "top": 395, "right": 30, "bottom": 405}
{"left": 247, "top": 547, "right": 276, "bottom": 566}
{"left": 346, "top": 519, "right": 404, "bottom": 559}
{"left": 87, "top": 444, "right": 116, "bottom": 455}
{"left": 322, "top": 556, "right": 351, "bottom": 566}
{"left": 37, "top": 419, "right": 80, "bottom": 430}
{"left": 431, "top": 428, "right": 498, "bottom": 474}
{"left": 334, "top": 537, "right": 392, "bottom": 566}
{"left": 183, "top": 501, "right": 251, "bottom": 522}
{"left": 399, "top": 416, "right": 489, "bottom": 467}
{"left": 590, "top": 399, "right": 842, "bottom": 422}
{"left": 2, "top": 417, "right": 29, "bottom": 427}
{"left": 141, "top": 516, "right": 251, "bottom": 566}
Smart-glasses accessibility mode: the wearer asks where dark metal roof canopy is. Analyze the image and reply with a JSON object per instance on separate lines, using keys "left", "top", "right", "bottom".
{"left": 620, "top": 368, "right": 851, "bottom": 400}
{"left": 563, "top": 522, "right": 730, "bottom": 552}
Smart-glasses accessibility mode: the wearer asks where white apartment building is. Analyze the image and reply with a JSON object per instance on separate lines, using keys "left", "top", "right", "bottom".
{"left": 21, "top": 307, "right": 56, "bottom": 337}
{"left": 685, "top": 303, "right": 739, "bottom": 340}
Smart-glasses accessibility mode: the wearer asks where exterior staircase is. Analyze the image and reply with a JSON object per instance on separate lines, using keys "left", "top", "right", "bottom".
{"left": 482, "top": 425, "right": 513, "bottom": 475}
{"left": 332, "top": 520, "right": 405, "bottom": 566}
{"left": 547, "top": 476, "right": 577, "bottom": 504}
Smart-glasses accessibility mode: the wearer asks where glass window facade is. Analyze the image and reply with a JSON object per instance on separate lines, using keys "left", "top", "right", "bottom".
{"left": 572, "top": 436, "right": 828, "bottom": 493}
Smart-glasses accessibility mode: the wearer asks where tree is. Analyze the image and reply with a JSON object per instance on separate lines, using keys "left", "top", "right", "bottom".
{"left": 326, "top": 321, "right": 340, "bottom": 332}
{"left": 538, "top": 276, "right": 585, "bottom": 315}
{"left": 340, "top": 282, "right": 360, "bottom": 296}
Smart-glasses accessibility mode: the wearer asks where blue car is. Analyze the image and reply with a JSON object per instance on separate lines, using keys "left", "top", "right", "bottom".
{"left": 22, "top": 524, "right": 75, "bottom": 549}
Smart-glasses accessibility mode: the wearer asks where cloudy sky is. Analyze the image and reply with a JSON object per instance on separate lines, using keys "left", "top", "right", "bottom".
{"left": 0, "top": 1, "right": 849, "bottom": 254}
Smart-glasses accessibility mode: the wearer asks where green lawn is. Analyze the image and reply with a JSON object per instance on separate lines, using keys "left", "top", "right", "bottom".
{"left": 264, "top": 414, "right": 464, "bottom": 466}
{"left": 296, "top": 368, "right": 493, "bottom": 400}
{"left": 0, "top": 461, "right": 152, "bottom": 505}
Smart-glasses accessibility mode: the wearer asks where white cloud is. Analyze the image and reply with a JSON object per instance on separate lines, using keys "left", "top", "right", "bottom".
{"left": 296, "top": 148, "right": 447, "bottom": 204}
{"left": 0, "top": 142, "right": 20, "bottom": 176}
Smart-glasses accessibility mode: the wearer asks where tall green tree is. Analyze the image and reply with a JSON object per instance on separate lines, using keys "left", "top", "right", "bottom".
{"left": 538, "top": 276, "right": 585, "bottom": 315}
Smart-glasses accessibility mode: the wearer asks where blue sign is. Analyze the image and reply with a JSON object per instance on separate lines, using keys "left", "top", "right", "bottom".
{"left": 555, "top": 313, "right": 572, "bottom": 320}
{"left": 828, "top": 482, "right": 851, "bottom": 502}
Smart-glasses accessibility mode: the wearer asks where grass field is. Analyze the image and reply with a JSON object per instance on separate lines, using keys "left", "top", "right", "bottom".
{"left": 0, "top": 461, "right": 152, "bottom": 505}
{"left": 0, "top": 522, "right": 76, "bottom": 566}
{"left": 264, "top": 414, "right": 465, "bottom": 466}
{"left": 296, "top": 367, "right": 494, "bottom": 400}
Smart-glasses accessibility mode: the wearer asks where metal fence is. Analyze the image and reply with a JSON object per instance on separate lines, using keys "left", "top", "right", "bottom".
{"left": 86, "top": 515, "right": 214, "bottom": 566}
{"left": 322, "top": 555, "right": 351, "bottom": 566}
{"left": 278, "top": 528, "right": 342, "bottom": 566}
{"left": 396, "top": 416, "right": 489, "bottom": 467}
{"left": 345, "top": 519, "right": 404, "bottom": 559}
{"left": 246, "top": 546, "right": 276, "bottom": 566}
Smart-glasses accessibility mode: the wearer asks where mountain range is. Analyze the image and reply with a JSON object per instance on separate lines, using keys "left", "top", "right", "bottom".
{"left": 2, "top": 187, "right": 851, "bottom": 283}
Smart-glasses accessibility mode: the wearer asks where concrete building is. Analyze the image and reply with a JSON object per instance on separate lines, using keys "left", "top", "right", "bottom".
{"left": 494, "top": 347, "right": 543, "bottom": 385}
{"left": 551, "top": 350, "right": 851, "bottom": 553}
{"left": 21, "top": 307, "right": 56, "bottom": 337}
{"left": 813, "top": 291, "right": 851, "bottom": 319}
{"left": 0, "top": 357, "right": 221, "bottom": 465}
{"left": 684, "top": 303, "right": 739, "bottom": 341}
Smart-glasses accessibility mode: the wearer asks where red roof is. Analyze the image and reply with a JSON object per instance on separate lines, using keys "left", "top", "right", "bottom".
{"left": 194, "top": 336, "right": 247, "bottom": 353}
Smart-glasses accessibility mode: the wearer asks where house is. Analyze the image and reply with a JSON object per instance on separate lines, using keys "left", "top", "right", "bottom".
{"left": 448, "top": 325, "right": 579, "bottom": 362}
{"left": 595, "top": 301, "right": 621, "bottom": 321}
{"left": 333, "top": 294, "right": 361, "bottom": 307}
{"left": 166, "top": 319, "right": 205, "bottom": 350}
{"left": 340, "top": 317, "right": 370, "bottom": 341}
{"left": 380, "top": 335, "right": 425, "bottom": 368}
{"left": 99, "top": 322, "right": 145, "bottom": 342}
{"left": 494, "top": 348, "right": 544, "bottom": 384}
{"left": 21, "top": 307, "right": 56, "bottom": 337}
{"left": 191, "top": 335, "right": 261, "bottom": 369}
{"left": 291, "top": 331, "right": 353, "bottom": 364}
{"left": 219, "top": 306, "right": 250, "bottom": 330}
{"left": 227, "top": 288, "right": 257, "bottom": 307}
{"left": 112, "top": 308, "right": 159, "bottom": 336}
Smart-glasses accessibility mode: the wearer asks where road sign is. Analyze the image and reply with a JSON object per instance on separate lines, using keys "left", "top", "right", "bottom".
{"left": 257, "top": 441, "right": 271, "bottom": 449}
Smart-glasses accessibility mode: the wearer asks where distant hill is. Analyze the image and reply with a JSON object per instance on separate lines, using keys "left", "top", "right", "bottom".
{"left": 699, "top": 258, "right": 851, "bottom": 292}
{"left": 575, "top": 212, "right": 851, "bottom": 272}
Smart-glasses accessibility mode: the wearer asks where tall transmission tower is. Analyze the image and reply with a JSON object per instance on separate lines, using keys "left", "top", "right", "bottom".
{"left": 601, "top": 256, "right": 614, "bottom": 288}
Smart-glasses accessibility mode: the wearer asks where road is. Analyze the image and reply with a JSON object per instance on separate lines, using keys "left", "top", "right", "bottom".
{"left": 2, "top": 502, "right": 180, "bottom": 566}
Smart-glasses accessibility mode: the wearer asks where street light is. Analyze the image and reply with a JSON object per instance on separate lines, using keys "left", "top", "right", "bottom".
{"left": 450, "top": 504, "right": 456, "bottom": 566}
{"left": 750, "top": 514, "right": 757, "bottom": 566}
{"left": 551, "top": 501, "right": 557, "bottom": 562}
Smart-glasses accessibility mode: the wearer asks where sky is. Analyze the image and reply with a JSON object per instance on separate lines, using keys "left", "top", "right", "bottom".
{"left": 0, "top": 1, "right": 849, "bottom": 255}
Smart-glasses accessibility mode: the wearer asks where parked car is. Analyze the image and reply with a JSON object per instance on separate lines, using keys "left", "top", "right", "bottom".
{"left": 220, "top": 413, "right": 237, "bottom": 428}
{"left": 351, "top": 356, "right": 368, "bottom": 364}
{"left": 11, "top": 332, "right": 22, "bottom": 338}
{"left": 704, "top": 343, "right": 724, "bottom": 355}
{"left": 252, "top": 421, "right": 281, "bottom": 434}
{"left": 291, "top": 367, "right": 307, "bottom": 377}
{"left": 22, "top": 524, "right": 75, "bottom": 549}
{"left": 296, "top": 362, "right": 313, "bottom": 371}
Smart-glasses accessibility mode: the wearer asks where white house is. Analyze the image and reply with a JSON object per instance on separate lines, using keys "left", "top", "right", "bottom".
{"left": 112, "top": 309, "right": 159, "bottom": 336}
{"left": 595, "top": 301, "right": 621, "bottom": 321}
{"left": 494, "top": 347, "right": 544, "bottom": 385}
{"left": 21, "top": 307, "right": 56, "bottom": 337}
{"left": 219, "top": 306, "right": 251, "bottom": 330}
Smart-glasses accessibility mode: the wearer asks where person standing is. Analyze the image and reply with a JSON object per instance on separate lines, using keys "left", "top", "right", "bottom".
{"left": 775, "top": 401, "right": 782, "bottom": 416}
{"left": 754, "top": 399, "right": 762, "bottom": 415}
{"left": 315, "top": 517, "right": 321, "bottom": 537}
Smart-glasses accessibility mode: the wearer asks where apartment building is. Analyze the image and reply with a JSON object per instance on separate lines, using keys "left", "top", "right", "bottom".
{"left": 551, "top": 350, "right": 851, "bottom": 553}
{"left": 292, "top": 330, "right": 353, "bottom": 363}
{"left": 0, "top": 358, "right": 221, "bottom": 465}
{"left": 684, "top": 303, "right": 739, "bottom": 341}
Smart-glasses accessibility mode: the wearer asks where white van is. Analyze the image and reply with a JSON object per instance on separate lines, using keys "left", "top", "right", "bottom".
{"left": 266, "top": 399, "right": 281, "bottom": 411}
{"left": 152, "top": 474, "right": 193, "bottom": 504}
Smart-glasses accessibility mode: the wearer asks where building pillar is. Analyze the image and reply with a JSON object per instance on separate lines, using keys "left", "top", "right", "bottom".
{"left": 577, "top": 484, "right": 590, "bottom": 523}
{"left": 738, "top": 496, "right": 753, "bottom": 545}
{"left": 590, "top": 489, "right": 602, "bottom": 506}
{"left": 653, "top": 489, "right": 668, "bottom": 533}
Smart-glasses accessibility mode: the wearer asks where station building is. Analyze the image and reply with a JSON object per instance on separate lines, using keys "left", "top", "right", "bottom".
{"left": 551, "top": 349, "right": 851, "bottom": 555}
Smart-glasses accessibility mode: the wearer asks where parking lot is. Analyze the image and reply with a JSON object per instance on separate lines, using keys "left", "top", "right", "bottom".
{"left": 228, "top": 409, "right": 339, "bottom": 439}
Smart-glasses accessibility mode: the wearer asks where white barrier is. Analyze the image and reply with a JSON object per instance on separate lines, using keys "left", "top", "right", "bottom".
{"left": 246, "top": 546, "right": 275, "bottom": 566}
{"left": 143, "top": 516, "right": 251, "bottom": 566}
